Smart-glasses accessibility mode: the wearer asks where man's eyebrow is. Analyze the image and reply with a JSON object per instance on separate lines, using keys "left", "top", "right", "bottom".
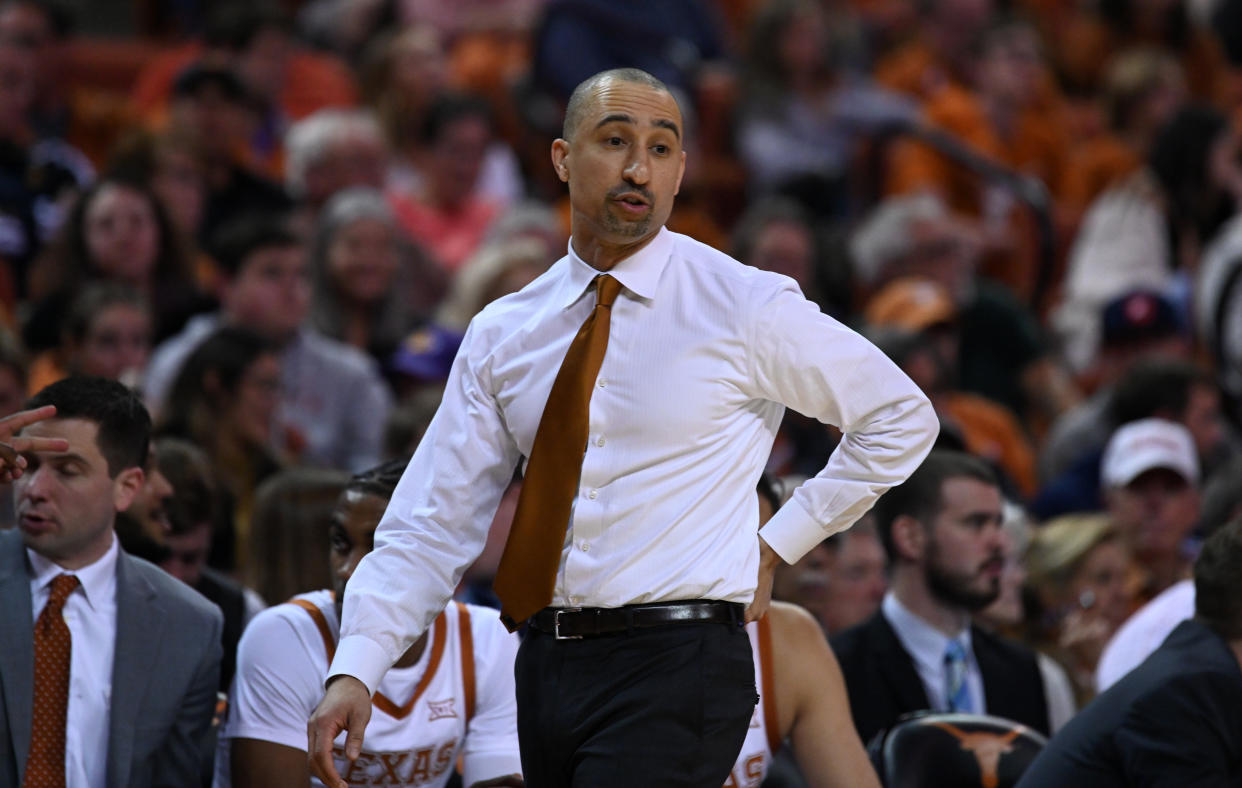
{"left": 595, "top": 113, "right": 635, "bottom": 130}
{"left": 654, "top": 118, "right": 681, "bottom": 140}
{"left": 594, "top": 113, "right": 682, "bottom": 140}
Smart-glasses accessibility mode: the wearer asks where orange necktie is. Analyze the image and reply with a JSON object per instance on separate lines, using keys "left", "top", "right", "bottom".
{"left": 25, "top": 573, "right": 79, "bottom": 788}
{"left": 495, "top": 274, "right": 622, "bottom": 630}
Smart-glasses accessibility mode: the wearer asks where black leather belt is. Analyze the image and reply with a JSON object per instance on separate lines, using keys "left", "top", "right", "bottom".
{"left": 528, "top": 600, "right": 744, "bottom": 639}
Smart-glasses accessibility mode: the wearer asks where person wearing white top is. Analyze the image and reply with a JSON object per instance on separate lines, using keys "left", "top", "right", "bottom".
{"left": 219, "top": 459, "right": 521, "bottom": 788}
{"left": 309, "top": 68, "right": 937, "bottom": 788}
{"left": 0, "top": 378, "right": 222, "bottom": 788}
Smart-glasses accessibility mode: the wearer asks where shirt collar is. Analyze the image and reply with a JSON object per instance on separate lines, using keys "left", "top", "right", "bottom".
{"left": 882, "top": 591, "right": 974, "bottom": 671}
{"left": 557, "top": 226, "right": 675, "bottom": 310}
{"left": 27, "top": 533, "right": 119, "bottom": 612}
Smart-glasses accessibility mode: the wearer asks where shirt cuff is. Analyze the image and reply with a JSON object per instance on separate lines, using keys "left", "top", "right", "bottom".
{"left": 327, "top": 635, "right": 393, "bottom": 696}
{"left": 758, "top": 496, "right": 829, "bottom": 564}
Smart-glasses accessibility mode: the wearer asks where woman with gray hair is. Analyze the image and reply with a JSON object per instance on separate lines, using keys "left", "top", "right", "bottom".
{"left": 307, "top": 187, "right": 441, "bottom": 368}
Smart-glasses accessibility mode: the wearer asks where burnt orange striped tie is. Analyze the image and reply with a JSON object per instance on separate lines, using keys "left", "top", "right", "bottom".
{"left": 495, "top": 274, "right": 622, "bottom": 630}
{"left": 25, "top": 573, "right": 79, "bottom": 788}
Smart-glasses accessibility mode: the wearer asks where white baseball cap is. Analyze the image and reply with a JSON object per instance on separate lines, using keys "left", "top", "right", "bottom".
{"left": 1101, "top": 418, "right": 1199, "bottom": 488}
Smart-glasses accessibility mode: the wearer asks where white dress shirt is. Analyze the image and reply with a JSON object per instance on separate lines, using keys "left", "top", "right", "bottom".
{"left": 883, "top": 593, "right": 985, "bottom": 714}
{"left": 27, "top": 535, "right": 118, "bottom": 788}
{"left": 334, "top": 227, "right": 938, "bottom": 693}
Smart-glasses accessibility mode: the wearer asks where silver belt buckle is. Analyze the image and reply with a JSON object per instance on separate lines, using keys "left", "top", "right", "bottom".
{"left": 554, "top": 607, "right": 583, "bottom": 640}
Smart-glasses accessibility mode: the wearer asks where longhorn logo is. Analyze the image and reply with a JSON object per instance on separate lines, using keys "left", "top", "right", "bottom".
{"left": 929, "top": 722, "right": 1024, "bottom": 788}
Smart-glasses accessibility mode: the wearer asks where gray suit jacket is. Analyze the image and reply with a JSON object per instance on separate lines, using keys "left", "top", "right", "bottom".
{"left": 0, "top": 528, "right": 223, "bottom": 788}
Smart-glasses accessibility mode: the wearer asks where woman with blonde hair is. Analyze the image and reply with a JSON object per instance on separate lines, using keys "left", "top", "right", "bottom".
{"left": 1025, "top": 514, "right": 1136, "bottom": 703}
{"left": 243, "top": 467, "right": 350, "bottom": 606}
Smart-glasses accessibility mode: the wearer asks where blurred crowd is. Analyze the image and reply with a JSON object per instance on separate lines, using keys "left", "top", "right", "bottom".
{"left": 3, "top": 0, "right": 1242, "bottom": 781}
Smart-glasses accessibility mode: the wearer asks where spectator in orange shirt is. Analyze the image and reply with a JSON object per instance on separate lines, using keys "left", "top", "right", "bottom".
{"left": 1061, "top": 48, "right": 1188, "bottom": 214}
{"left": 874, "top": 0, "right": 995, "bottom": 101}
{"left": 130, "top": 3, "right": 357, "bottom": 177}
{"left": 0, "top": 0, "right": 139, "bottom": 165}
{"left": 885, "top": 20, "right": 1069, "bottom": 299}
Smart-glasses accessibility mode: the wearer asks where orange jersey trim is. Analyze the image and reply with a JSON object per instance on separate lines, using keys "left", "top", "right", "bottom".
{"left": 757, "top": 615, "right": 781, "bottom": 754}
{"left": 288, "top": 596, "right": 447, "bottom": 720}
{"left": 454, "top": 602, "right": 476, "bottom": 725}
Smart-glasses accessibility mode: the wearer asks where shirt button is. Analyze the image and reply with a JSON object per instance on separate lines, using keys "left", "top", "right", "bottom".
{"left": 598, "top": 378, "right": 607, "bottom": 388}
{"left": 596, "top": 436, "right": 605, "bottom": 447}
{"left": 579, "top": 542, "right": 590, "bottom": 552}
{"left": 588, "top": 489, "right": 598, "bottom": 500}
{"left": 568, "top": 596, "right": 580, "bottom": 605}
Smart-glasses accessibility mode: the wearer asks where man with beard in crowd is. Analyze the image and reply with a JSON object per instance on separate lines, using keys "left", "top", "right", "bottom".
{"left": 831, "top": 451, "right": 1051, "bottom": 745}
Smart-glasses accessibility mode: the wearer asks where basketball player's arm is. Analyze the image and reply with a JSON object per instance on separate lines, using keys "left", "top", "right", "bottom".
{"left": 231, "top": 739, "right": 310, "bottom": 788}
{"left": 229, "top": 609, "right": 331, "bottom": 788}
{"left": 770, "top": 603, "right": 881, "bottom": 788}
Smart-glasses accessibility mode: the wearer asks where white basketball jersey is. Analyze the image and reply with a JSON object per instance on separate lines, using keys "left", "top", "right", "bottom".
{"left": 294, "top": 592, "right": 476, "bottom": 787}
{"left": 217, "top": 590, "right": 521, "bottom": 788}
{"left": 723, "top": 616, "right": 781, "bottom": 788}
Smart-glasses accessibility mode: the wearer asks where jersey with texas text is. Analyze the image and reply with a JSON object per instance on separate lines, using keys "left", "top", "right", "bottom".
{"left": 724, "top": 616, "right": 781, "bottom": 788}
{"left": 215, "top": 591, "right": 521, "bottom": 788}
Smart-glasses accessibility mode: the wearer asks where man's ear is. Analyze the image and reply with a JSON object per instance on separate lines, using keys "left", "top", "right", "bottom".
{"left": 890, "top": 514, "right": 926, "bottom": 563}
{"left": 551, "top": 138, "right": 570, "bottom": 183}
{"left": 112, "top": 466, "right": 145, "bottom": 513}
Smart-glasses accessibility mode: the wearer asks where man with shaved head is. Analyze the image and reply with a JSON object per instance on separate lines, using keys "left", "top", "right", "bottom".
{"left": 309, "top": 68, "right": 937, "bottom": 788}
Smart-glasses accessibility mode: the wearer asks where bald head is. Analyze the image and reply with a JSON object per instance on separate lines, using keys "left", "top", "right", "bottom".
{"left": 562, "top": 68, "right": 677, "bottom": 140}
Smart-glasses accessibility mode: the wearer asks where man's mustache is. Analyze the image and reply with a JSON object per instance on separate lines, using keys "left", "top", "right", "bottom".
{"left": 608, "top": 185, "right": 654, "bottom": 203}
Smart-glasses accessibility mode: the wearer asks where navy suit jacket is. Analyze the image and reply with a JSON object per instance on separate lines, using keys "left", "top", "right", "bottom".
{"left": 1016, "top": 619, "right": 1242, "bottom": 787}
{"left": 831, "top": 610, "right": 1051, "bottom": 746}
{"left": 0, "top": 528, "right": 223, "bottom": 788}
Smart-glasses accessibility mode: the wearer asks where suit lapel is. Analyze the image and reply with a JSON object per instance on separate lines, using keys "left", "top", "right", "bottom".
{"left": 107, "top": 552, "right": 165, "bottom": 788}
{"left": 974, "top": 626, "right": 1004, "bottom": 712}
{"left": 870, "top": 612, "right": 931, "bottom": 713}
{"left": 0, "top": 531, "right": 34, "bottom": 778}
